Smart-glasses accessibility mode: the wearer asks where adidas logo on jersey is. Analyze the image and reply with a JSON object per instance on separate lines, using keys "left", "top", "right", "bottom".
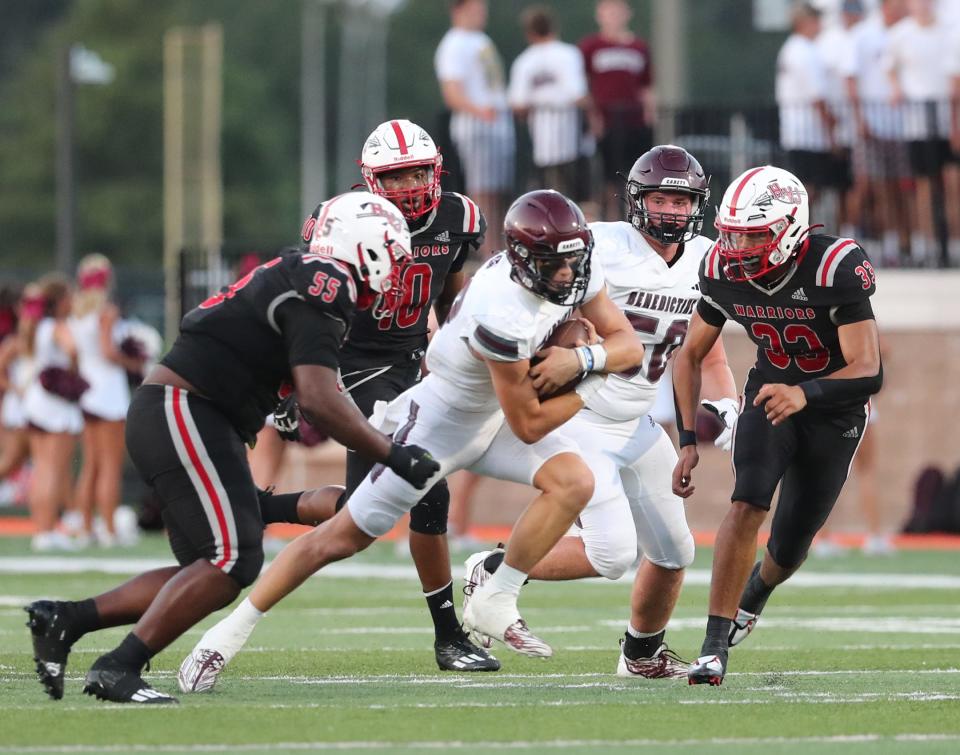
{"left": 842, "top": 427, "right": 859, "bottom": 439}
{"left": 434, "top": 230, "right": 451, "bottom": 243}
{"left": 791, "top": 287, "right": 808, "bottom": 301}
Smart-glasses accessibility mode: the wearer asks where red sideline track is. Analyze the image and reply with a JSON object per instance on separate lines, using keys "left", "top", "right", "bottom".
{"left": 1, "top": 516, "right": 959, "bottom": 550}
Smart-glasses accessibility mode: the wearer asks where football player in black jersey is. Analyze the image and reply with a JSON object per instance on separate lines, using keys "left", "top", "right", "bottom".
{"left": 671, "top": 166, "right": 882, "bottom": 686}
{"left": 24, "top": 191, "right": 439, "bottom": 704}
{"left": 252, "top": 119, "right": 498, "bottom": 673}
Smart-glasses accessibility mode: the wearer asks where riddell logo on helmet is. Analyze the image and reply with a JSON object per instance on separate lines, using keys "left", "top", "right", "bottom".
{"left": 767, "top": 181, "right": 804, "bottom": 204}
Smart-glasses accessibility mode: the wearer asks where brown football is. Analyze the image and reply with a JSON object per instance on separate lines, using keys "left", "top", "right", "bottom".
{"left": 530, "top": 319, "right": 592, "bottom": 398}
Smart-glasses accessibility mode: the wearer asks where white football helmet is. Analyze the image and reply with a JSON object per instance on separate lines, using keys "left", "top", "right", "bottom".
{"left": 715, "top": 166, "right": 810, "bottom": 281}
{"left": 360, "top": 119, "right": 443, "bottom": 220}
{"left": 306, "top": 191, "right": 412, "bottom": 319}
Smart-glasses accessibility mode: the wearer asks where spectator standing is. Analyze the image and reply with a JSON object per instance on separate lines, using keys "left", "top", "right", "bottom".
{"left": 435, "top": 0, "right": 514, "bottom": 257}
{"left": 0, "top": 285, "right": 37, "bottom": 497}
{"left": 22, "top": 275, "right": 82, "bottom": 552}
{"left": 885, "top": 0, "right": 960, "bottom": 265}
{"left": 71, "top": 254, "right": 143, "bottom": 547}
{"left": 776, "top": 2, "right": 836, "bottom": 210}
{"left": 579, "top": 0, "right": 655, "bottom": 220}
{"left": 508, "top": 5, "right": 589, "bottom": 199}
{"left": 846, "top": 0, "right": 910, "bottom": 266}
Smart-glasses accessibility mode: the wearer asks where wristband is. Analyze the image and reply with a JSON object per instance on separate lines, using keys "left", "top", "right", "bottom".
{"left": 678, "top": 430, "right": 698, "bottom": 448}
{"left": 587, "top": 344, "right": 607, "bottom": 372}
{"left": 575, "top": 346, "right": 591, "bottom": 374}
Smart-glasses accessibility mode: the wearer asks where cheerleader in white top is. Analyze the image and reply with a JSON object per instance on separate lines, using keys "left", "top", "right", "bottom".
{"left": 71, "top": 254, "right": 144, "bottom": 546}
{"left": 23, "top": 276, "right": 82, "bottom": 551}
{"left": 0, "top": 285, "right": 40, "bottom": 486}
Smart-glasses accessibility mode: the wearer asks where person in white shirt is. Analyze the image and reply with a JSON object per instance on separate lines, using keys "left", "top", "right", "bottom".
{"left": 465, "top": 147, "right": 738, "bottom": 679}
{"left": 508, "top": 6, "right": 589, "bottom": 199}
{"left": 885, "top": 0, "right": 960, "bottom": 264}
{"left": 175, "top": 191, "right": 644, "bottom": 690}
{"left": 776, "top": 2, "right": 837, "bottom": 207}
{"left": 435, "top": 0, "right": 514, "bottom": 257}
{"left": 846, "top": 0, "right": 910, "bottom": 265}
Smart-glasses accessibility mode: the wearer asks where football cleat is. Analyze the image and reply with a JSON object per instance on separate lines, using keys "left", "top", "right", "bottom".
{"left": 616, "top": 640, "right": 689, "bottom": 679}
{"left": 462, "top": 544, "right": 504, "bottom": 649}
{"left": 24, "top": 600, "right": 76, "bottom": 700}
{"left": 178, "top": 648, "right": 227, "bottom": 693}
{"left": 83, "top": 656, "right": 178, "bottom": 704}
{"left": 687, "top": 652, "right": 727, "bottom": 686}
{"left": 435, "top": 631, "right": 501, "bottom": 672}
{"left": 463, "top": 583, "right": 552, "bottom": 658}
{"left": 728, "top": 608, "right": 759, "bottom": 647}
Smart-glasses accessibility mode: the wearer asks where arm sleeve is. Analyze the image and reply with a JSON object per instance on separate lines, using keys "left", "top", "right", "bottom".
{"left": 276, "top": 300, "right": 344, "bottom": 370}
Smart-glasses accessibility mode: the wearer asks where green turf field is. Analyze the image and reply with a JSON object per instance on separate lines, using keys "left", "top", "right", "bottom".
{"left": 1, "top": 535, "right": 959, "bottom": 754}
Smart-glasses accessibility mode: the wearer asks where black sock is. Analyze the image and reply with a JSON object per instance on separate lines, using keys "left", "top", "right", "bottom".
{"left": 425, "top": 582, "right": 461, "bottom": 641}
{"left": 66, "top": 598, "right": 100, "bottom": 643}
{"left": 623, "top": 630, "right": 664, "bottom": 660}
{"left": 702, "top": 615, "right": 732, "bottom": 656}
{"left": 104, "top": 632, "right": 154, "bottom": 672}
{"left": 739, "top": 561, "right": 775, "bottom": 615}
{"left": 258, "top": 490, "right": 304, "bottom": 525}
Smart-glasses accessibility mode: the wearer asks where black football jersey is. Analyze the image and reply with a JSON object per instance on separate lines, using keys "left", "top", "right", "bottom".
{"left": 698, "top": 234, "right": 878, "bottom": 406}
{"left": 161, "top": 253, "right": 356, "bottom": 442}
{"left": 301, "top": 192, "right": 484, "bottom": 362}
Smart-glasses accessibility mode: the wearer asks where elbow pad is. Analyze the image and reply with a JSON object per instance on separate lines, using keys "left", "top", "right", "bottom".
{"left": 799, "top": 364, "right": 883, "bottom": 407}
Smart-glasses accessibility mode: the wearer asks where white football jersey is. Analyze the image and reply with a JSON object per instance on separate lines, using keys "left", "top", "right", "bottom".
{"left": 425, "top": 251, "right": 605, "bottom": 413}
{"left": 585, "top": 222, "right": 714, "bottom": 422}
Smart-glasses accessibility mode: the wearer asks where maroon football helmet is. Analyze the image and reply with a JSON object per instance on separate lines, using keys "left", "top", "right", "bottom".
{"left": 504, "top": 190, "right": 593, "bottom": 306}
{"left": 626, "top": 145, "right": 709, "bottom": 244}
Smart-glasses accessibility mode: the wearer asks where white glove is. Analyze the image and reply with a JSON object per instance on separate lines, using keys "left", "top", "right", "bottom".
{"left": 574, "top": 374, "right": 607, "bottom": 405}
{"left": 701, "top": 397, "right": 739, "bottom": 451}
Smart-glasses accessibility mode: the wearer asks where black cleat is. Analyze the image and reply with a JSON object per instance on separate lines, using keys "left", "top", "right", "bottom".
{"left": 83, "top": 656, "right": 178, "bottom": 704}
{"left": 435, "top": 630, "right": 501, "bottom": 672}
{"left": 25, "top": 600, "right": 75, "bottom": 700}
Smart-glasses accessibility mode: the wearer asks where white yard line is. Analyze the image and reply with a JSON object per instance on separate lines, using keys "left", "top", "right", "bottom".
{"left": 1, "top": 734, "right": 960, "bottom": 752}
{"left": 3, "top": 557, "right": 960, "bottom": 589}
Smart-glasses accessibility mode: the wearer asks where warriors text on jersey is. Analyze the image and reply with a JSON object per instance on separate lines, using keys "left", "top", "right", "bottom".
{"left": 698, "top": 234, "right": 878, "bottom": 409}
{"left": 585, "top": 222, "right": 714, "bottom": 422}
{"left": 301, "top": 192, "right": 484, "bottom": 361}
{"left": 161, "top": 253, "right": 357, "bottom": 442}
{"left": 425, "top": 251, "right": 606, "bottom": 413}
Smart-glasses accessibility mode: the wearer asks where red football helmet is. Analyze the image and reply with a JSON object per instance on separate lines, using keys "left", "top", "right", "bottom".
{"left": 504, "top": 190, "right": 593, "bottom": 306}
{"left": 626, "top": 145, "right": 709, "bottom": 244}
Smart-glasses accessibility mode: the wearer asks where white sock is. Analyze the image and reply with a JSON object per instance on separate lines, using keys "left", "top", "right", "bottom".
{"left": 627, "top": 623, "right": 664, "bottom": 639}
{"left": 487, "top": 562, "right": 528, "bottom": 596}
{"left": 196, "top": 597, "right": 264, "bottom": 662}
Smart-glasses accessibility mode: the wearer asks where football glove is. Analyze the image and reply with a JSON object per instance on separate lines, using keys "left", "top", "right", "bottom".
{"left": 386, "top": 442, "right": 439, "bottom": 489}
{"left": 272, "top": 395, "right": 301, "bottom": 442}
{"left": 701, "top": 397, "right": 739, "bottom": 452}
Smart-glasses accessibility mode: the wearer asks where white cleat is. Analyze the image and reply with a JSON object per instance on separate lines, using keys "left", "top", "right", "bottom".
{"left": 178, "top": 648, "right": 227, "bottom": 693}
{"left": 728, "top": 608, "right": 758, "bottom": 647}
{"left": 616, "top": 641, "right": 688, "bottom": 679}
{"left": 462, "top": 546, "right": 503, "bottom": 649}
{"left": 462, "top": 583, "right": 552, "bottom": 658}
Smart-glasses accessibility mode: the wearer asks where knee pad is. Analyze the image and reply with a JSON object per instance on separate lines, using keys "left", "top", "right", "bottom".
{"left": 227, "top": 546, "right": 265, "bottom": 589}
{"left": 409, "top": 480, "right": 450, "bottom": 536}
{"left": 766, "top": 535, "right": 809, "bottom": 572}
{"left": 646, "top": 531, "right": 696, "bottom": 571}
{"left": 583, "top": 533, "right": 637, "bottom": 580}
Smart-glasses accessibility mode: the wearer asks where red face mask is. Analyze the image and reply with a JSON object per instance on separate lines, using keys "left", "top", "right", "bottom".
{"left": 20, "top": 296, "right": 46, "bottom": 320}
{"left": 78, "top": 268, "right": 110, "bottom": 290}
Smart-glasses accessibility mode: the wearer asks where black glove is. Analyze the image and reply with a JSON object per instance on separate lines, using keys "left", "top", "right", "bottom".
{"left": 272, "top": 395, "right": 300, "bottom": 442}
{"left": 386, "top": 442, "right": 439, "bottom": 490}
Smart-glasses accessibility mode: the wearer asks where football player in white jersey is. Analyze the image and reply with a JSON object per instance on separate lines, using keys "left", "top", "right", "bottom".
{"left": 177, "top": 190, "right": 644, "bottom": 689}
{"left": 466, "top": 146, "right": 739, "bottom": 678}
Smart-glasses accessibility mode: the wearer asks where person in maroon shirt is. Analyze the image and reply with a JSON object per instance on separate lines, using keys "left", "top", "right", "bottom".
{"left": 579, "top": 0, "right": 656, "bottom": 219}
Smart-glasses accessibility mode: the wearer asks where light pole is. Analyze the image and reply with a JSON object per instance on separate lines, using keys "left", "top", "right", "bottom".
{"left": 55, "top": 44, "right": 114, "bottom": 274}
